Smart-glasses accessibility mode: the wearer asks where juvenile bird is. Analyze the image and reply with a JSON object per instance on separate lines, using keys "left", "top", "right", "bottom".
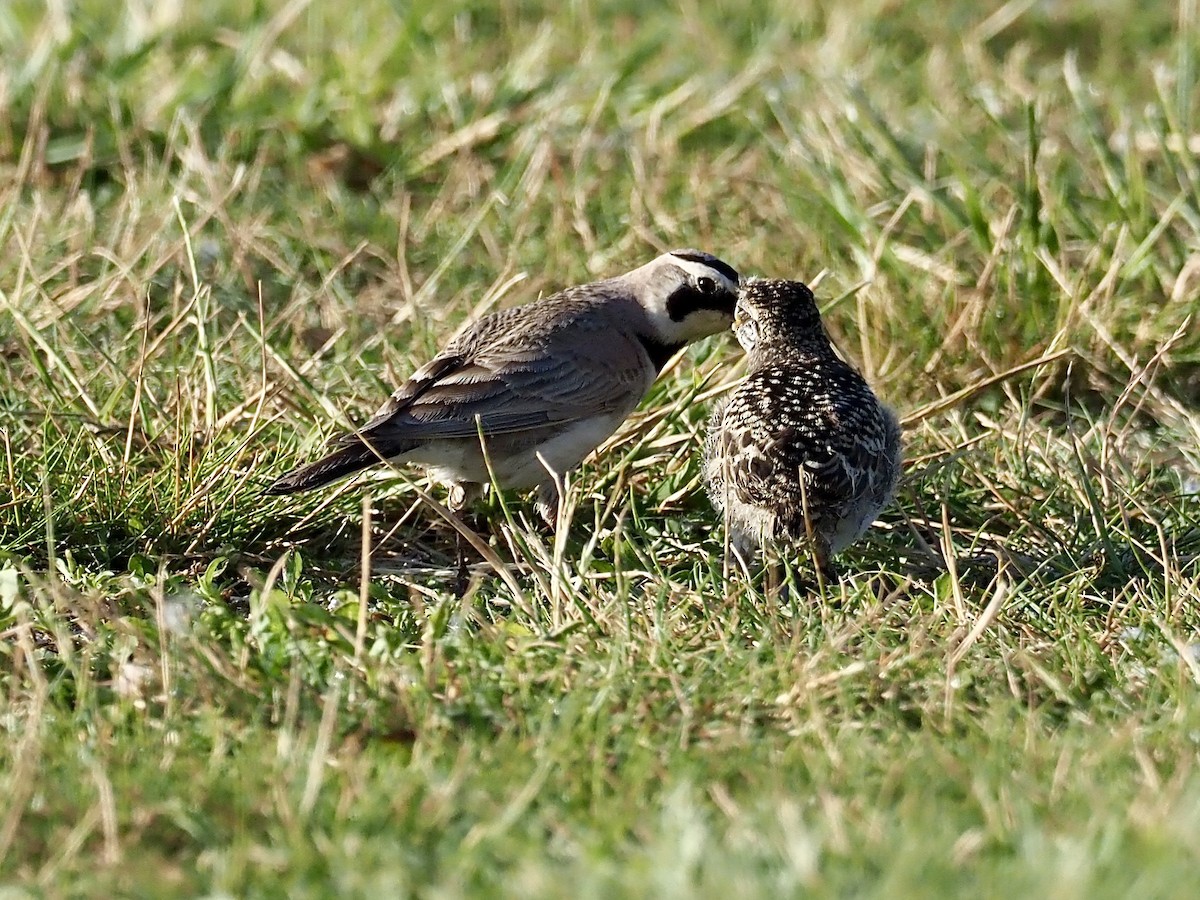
{"left": 703, "top": 278, "right": 901, "bottom": 579}
{"left": 267, "top": 249, "right": 740, "bottom": 523}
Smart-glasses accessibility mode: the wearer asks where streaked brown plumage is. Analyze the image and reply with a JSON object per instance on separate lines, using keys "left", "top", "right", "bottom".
{"left": 704, "top": 278, "right": 901, "bottom": 577}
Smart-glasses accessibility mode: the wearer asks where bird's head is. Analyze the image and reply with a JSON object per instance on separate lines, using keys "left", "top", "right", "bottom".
{"left": 732, "top": 278, "right": 823, "bottom": 354}
{"left": 628, "top": 249, "right": 740, "bottom": 344}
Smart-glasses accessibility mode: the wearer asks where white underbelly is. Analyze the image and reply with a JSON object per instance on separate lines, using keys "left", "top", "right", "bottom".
{"left": 399, "top": 412, "right": 629, "bottom": 491}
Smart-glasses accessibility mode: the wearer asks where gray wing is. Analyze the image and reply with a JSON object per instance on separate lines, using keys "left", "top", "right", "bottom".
{"left": 336, "top": 296, "right": 654, "bottom": 446}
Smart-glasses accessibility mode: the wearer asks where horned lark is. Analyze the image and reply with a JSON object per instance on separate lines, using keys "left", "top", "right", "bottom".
{"left": 267, "top": 249, "right": 740, "bottom": 523}
{"left": 704, "top": 278, "right": 901, "bottom": 578}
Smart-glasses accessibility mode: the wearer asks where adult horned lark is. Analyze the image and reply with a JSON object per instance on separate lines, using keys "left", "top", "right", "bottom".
{"left": 704, "top": 278, "right": 901, "bottom": 579}
{"left": 267, "top": 249, "right": 740, "bottom": 522}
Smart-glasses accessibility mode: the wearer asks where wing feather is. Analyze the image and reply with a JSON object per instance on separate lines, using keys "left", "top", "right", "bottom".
{"left": 338, "top": 294, "right": 655, "bottom": 446}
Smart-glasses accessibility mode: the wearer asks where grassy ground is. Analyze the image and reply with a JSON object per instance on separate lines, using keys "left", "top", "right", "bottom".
{"left": 2, "top": 0, "right": 1200, "bottom": 895}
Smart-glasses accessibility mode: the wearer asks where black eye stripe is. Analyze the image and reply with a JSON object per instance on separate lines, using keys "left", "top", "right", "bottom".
{"left": 665, "top": 284, "right": 737, "bottom": 322}
{"left": 668, "top": 250, "right": 740, "bottom": 286}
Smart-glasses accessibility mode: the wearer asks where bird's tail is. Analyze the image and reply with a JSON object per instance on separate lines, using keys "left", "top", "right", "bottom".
{"left": 264, "top": 442, "right": 393, "bottom": 495}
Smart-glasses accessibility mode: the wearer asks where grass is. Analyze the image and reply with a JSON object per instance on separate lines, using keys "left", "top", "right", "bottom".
{"left": 2, "top": 0, "right": 1200, "bottom": 895}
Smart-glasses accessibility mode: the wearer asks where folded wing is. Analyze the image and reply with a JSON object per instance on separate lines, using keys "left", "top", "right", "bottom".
{"left": 338, "top": 306, "right": 655, "bottom": 447}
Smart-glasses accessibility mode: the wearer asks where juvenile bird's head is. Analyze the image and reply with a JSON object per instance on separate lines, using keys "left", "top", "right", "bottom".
{"left": 628, "top": 249, "right": 740, "bottom": 345}
{"left": 732, "top": 278, "right": 824, "bottom": 355}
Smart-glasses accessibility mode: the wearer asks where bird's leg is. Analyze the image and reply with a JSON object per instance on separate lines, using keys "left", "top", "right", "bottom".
{"left": 765, "top": 556, "right": 784, "bottom": 598}
{"left": 812, "top": 537, "right": 840, "bottom": 594}
{"left": 535, "top": 481, "right": 560, "bottom": 530}
{"left": 447, "top": 482, "right": 483, "bottom": 597}
{"left": 452, "top": 534, "right": 470, "bottom": 598}
{"left": 447, "top": 481, "right": 483, "bottom": 513}
{"left": 729, "top": 528, "right": 758, "bottom": 581}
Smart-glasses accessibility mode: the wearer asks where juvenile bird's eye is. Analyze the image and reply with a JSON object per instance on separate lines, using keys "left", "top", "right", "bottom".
{"left": 697, "top": 276, "right": 717, "bottom": 294}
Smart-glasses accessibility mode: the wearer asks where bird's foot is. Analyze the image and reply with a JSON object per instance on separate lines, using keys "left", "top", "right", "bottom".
{"left": 447, "top": 481, "right": 483, "bottom": 513}
{"left": 534, "top": 483, "right": 560, "bottom": 530}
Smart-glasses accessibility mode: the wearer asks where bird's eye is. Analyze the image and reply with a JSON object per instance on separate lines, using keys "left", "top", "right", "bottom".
{"left": 697, "top": 276, "right": 717, "bottom": 294}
